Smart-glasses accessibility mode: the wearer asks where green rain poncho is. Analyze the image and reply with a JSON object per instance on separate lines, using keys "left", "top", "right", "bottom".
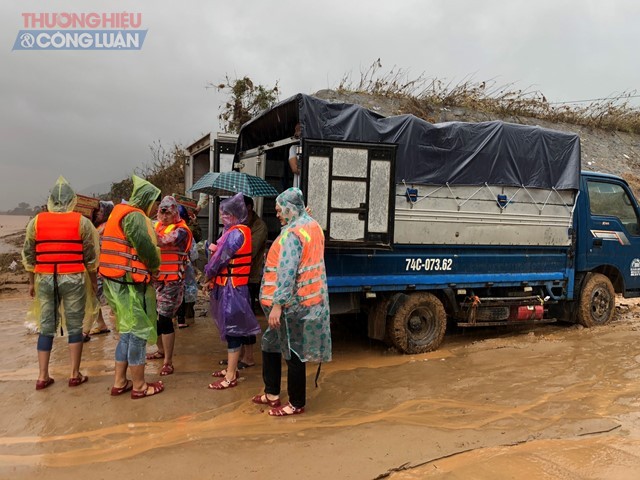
{"left": 101, "top": 175, "right": 161, "bottom": 343}
{"left": 22, "top": 176, "right": 100, "bottom": 335}
{"left": 260, "top": 188, "right": 332, "bottom": 363}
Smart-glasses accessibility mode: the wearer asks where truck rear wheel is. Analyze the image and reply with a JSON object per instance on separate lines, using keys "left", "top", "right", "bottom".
{"left": 387, "top": 292, "right": 446, "bottom": 354}
{"left": 577, "top": 273, "right": 615, "bottom": 327}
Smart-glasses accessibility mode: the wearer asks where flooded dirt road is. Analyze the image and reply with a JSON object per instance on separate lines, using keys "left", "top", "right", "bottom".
{"left": 1, "top": 277, "right": 640, "bottom": 479}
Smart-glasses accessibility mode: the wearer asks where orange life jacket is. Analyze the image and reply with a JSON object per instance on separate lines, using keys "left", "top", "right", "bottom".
{"left": 261, "top": 221, "right": 325, "bottom": 308}
{"left": 154, "top": 219, "right": 193, "bottom": 282}
{"left": 98, "top": 204, "right": 153, "bottom": 284}
{"left": 214, "top": 224, "right": 252, "bottom": 287}
{"left": 34, "top": 212, "right": 85, "bottom": 274}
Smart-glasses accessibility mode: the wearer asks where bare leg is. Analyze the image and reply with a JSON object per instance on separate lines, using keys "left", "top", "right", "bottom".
{"left": 226, "top": 350, "right": 241, "bottom": 382}
{"left": 95, "top": 309, "right": 108, "bottom": 331}
{"left": 114, "top": 360, "right": 129, "bottom": 389}
{"left": 37, "top": 350, "right": 51, "bottom": 382}
{"left": 130, "top": 364, "right": 146, "bottom": 391}
{"left": 68, "top": 341, "right": 83, "bottom": 379}
{"left": 242, "top": 344, "right": 255, "bottom": 365}
{"left": 156, "top": 335, "right": 165, "bottom": 355}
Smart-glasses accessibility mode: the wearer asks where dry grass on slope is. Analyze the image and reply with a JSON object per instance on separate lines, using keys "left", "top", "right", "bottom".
{"left": 336, "top": 60, "right": 640, "bottom": 134}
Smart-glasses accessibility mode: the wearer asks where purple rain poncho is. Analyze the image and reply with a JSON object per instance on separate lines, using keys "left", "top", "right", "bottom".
{"left": 204, "top": 193, "right": 261, "bottom": 341}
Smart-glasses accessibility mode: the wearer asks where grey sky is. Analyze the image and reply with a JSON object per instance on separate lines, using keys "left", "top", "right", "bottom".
{"left": 1, "top": 0, "right": 639, "bottom": 210}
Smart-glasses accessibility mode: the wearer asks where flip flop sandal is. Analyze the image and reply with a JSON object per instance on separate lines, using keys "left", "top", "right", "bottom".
{"left": 131, "top": 381, "right": 164, "bottom": 399}
{"left": 268, "top": 403, "right": 305, "bottom": 417}
{"left": 208, "top": 377, "right": 238, "bottom": 390}
{"left": 218, "top": 359, "right": 228, "bottom": 366}
{"left": 90, "top": 328, "right": 111, "bottom": 335}
{"left": 177, "top": 323, "right": 189, "bottom": 329}
{"left": 251, "top": 394, "right": 281, "bottom": 408}
{"left": 146, "top": 351, "right": 164, "bottom": 360}
{"left": 110, "top": 380, "right": 134, "bottom": 396}
{"left": 237, "top": 361, "right": 255, "bottom": 370}
{"left": 68, "top": 373, "right": 89, "bottom": 387}
{"left": 35, "top": 377, "right": 55, "bottom": 390}
{"left": 160, "top": 364, "right": 174, "bottom": 376}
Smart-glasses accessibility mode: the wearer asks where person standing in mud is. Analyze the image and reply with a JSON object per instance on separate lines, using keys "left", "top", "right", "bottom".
{"left": 84, "top": 200, "right": 114, "bottom": 338}
{"left": 147, "top": 196, "right": 193, "bottom": 376}
{"left": 205, "top": 193, "right": 261, "bottom": 390}
{"left": 99, "top": 175, "right": 164, "bottom": 399}
{"left": 218, "top": 195, "right": 267, "bottom": 370}
{"left": 176, "top": 205, "right": 200, "bottom": 328}
{"left": 22, "top": 176, "right": 100, "bottom": 390}
{"left": 252, "top": 187, "right": 331, "bottom": 416}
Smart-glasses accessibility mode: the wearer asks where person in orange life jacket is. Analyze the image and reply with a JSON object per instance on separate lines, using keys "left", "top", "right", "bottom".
{"left": 147, "top": 196, "right": 193, "bottom": 376}
{"left": 85, "top": 200, "right": 114, "bottom": 338}
{"left": 21, "top": 176, "right": 100, "bottom": 390}
{"left": 204, "top": 193, "right": 261, "bottom": 390}
{"left": 99, "top": 175, "right": 164, "bottom": 399}
{"left": 251, "top": 187, "right": 331, "bottom": 416}
{"left": 176, "top": 205, "right": 199, "bottom": 328}
{"left": 217, "top": 195, "right": 267, "bottom": 369}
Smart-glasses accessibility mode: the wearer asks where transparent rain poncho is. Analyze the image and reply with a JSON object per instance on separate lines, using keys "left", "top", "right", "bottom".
{"left": 260, "top": 188, "right": 332, "bottom": 363}
{"left": 22, "top": 176, "right": 100, "bottom": 335}
{"left": 101, "top": 175, "right": 161, "bottom": 343}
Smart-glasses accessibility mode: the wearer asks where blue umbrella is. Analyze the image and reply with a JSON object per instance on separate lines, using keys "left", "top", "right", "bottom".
{"left": 188, "top": 171, "right": 279, "bottom": 197}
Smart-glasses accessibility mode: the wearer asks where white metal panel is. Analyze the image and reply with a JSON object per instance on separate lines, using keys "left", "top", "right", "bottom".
{"left": 394, "top": 184, "right": 576, "bottom": 246}
{"left": 369, "top": 160, "right": 390, "bottom": 233}
{"left": 307, "top": 155, "right": 330, "bottom": 229}
{"left": 331, "top": 212, "right": 365, "bottom": 240}
{"left": 331, "top": 180, "right": 366, "bottom": 209}
{"left": 333, "top": 148, "right": 368, "bottom": 177}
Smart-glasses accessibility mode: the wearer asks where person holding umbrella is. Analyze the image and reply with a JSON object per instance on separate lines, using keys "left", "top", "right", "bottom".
{"left": 204, "top": 193, "right": 261, "bottom": 390}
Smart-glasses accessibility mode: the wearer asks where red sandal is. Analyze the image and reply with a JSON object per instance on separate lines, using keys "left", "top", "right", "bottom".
{"left": 68, "top": 373, "right": 88, "bottom": 387}
{"left": 208, "top": 376, "right": 237, "bottom": 390}
{"left": 110, "top": 380, "right": 133, "bottom": 396}
{"left": 35, "top": 377, "right": 55, "bottom": 390}
{"left": 251, "top": 394, "right": 281, "bottom": 408}
{"left": 131, "top": 381, "right": 164, "bottom": 399}
{"left": 211, "top": 369, "right": 227, "bottom": 377}
{"left": 268, "top": 402, "right": 305, "bottom": 416}
{"left": 160, "top": 364, "right": 174, "bottom": 376}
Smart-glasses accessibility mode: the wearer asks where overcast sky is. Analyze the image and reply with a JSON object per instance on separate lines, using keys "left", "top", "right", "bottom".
{"left": 1, "top": 0, "right": 639, "bottom": 210}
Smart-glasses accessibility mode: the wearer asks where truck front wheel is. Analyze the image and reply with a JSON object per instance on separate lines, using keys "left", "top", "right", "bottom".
{"left": 577, "top": 273, "right": 616, "bottom": 327}
{"left": 387, "top": 292, "right": 446, "bottom": 354}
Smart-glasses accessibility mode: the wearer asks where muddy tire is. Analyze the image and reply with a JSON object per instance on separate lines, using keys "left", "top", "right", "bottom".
{"left": 577, "top": 273, "right": 615, "bottom": 327}
{"left": 387, "top": 292, "right": 446, "bottom": 354}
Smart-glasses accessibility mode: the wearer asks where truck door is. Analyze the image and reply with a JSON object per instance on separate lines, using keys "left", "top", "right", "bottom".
{"left": 585, "top": 177, "right": 640, "bottom": 294}
{"left": 302, "top": 140, "right": 396, "bottom": 248}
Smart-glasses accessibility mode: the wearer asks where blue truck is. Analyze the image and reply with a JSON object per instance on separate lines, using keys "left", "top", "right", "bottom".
{"left": 232, "top": 94, "right": 640, "bottom": 353}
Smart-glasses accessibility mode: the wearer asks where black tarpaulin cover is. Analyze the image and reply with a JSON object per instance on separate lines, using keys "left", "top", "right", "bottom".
{"left": 237, "top": 93, "right": 581, "bottom": 190}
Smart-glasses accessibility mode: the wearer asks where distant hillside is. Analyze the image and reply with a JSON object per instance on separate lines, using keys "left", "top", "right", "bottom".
{"left": 313, "top": 89, "right": 640, "bottom": 195}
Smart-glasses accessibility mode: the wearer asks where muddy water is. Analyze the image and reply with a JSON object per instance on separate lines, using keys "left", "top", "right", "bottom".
{"left": 1, "top": 283, "right": 640, "bottom": 479}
